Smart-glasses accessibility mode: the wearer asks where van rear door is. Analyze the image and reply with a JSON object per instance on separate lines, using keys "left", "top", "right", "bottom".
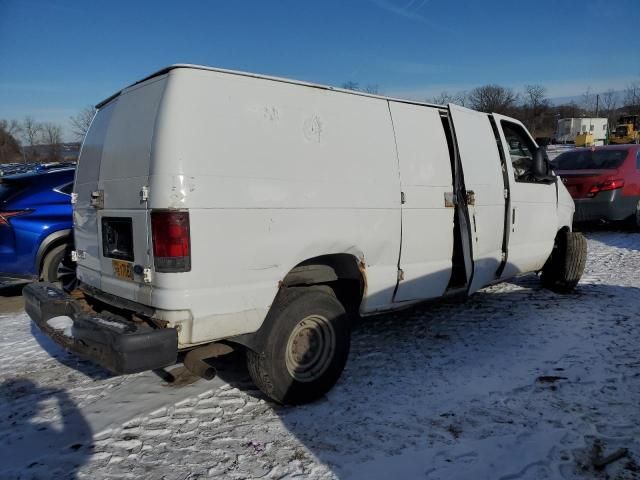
{"left": 448, "top": 104, "right": 506, "bottom": 293}
{"left": 74, "top": 102, "right": 113, "bottom": 290}
{"left": 74, "top": 76, "right": 166, "bottom": 303}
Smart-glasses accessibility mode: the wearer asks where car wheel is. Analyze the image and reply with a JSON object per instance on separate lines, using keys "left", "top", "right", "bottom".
{"left": 246, "top": 286, "right": 351, "bottom": 405}
{"left": 541, "top": 230, "right": 587, "bottom": 293}
{"left": 41, "top": 244, "right": 77, "bottom": 292}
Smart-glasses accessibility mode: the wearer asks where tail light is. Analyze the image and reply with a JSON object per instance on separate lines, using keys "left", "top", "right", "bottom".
{"left": 0, "top": 209, "right": 32, "bottom": 226}
{"left": 587, "top": 179, "right": 625, "bottom": 197}
{"left": 151, "top": 210, "right": 191, "bottom": 272}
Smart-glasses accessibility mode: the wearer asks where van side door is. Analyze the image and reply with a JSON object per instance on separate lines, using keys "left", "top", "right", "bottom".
{"left": 492, "top": 115, "right": 557, "bottom": 276}
{"left": 448, "top": 105, "right": 506, "bottom": 293}
{"left": 389, "top": 102, "right": 454, "bottom": 302}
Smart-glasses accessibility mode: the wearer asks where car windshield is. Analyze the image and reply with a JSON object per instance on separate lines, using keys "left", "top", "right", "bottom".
{"left": 553, "top": 149, "right": 627, "bottom": 170}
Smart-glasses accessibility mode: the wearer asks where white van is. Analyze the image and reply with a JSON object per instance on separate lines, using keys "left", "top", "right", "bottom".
{"left": 25, "top": 65, "right": 586, "bottom": 404}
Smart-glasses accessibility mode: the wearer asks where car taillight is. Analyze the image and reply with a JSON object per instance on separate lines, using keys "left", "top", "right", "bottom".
{"left": 0, "top": 209, "right": 32, "bottom": 226}
{"left": 151, "top": 210, "right": 191, "bottom": 272}
{"left": 587, "top": 179, "right": 625, "bottom": 197}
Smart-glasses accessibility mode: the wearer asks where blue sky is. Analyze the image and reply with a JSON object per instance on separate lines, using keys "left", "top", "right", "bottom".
{"left": 1, "top": 0, "right": 639, "bottom": 140}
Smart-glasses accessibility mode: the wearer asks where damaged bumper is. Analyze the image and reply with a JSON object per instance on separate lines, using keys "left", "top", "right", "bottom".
{"left": 23, "top": 283, "right": 178, "bottom": 374}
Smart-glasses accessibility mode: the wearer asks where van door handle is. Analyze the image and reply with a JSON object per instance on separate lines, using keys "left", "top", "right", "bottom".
{"left": 465, "top": 190, "right": 475, "bottom": 206}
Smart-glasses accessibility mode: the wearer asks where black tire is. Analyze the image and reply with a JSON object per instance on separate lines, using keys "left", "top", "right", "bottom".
{"left": 541, "top": 230, "right": 587, "bottom": 293}
{"left": 41, "top": 243, "right": 77, "bottom": 291}
{"left": 246, "top": 286, "right": 351, "bottom": 405}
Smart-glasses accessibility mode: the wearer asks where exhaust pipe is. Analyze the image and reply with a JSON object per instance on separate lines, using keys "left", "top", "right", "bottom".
{"left": 183, "top": 343, "right": 234, "bottom": 380}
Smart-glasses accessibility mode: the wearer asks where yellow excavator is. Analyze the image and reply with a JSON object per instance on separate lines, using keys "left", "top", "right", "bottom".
{"left": 609, "top": 115, "right": 639, "bottom": 144}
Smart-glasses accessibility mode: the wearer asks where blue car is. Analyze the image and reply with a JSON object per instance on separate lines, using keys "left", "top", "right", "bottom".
{"left": 0, "top": 167, "right": 75, "bottom": 288}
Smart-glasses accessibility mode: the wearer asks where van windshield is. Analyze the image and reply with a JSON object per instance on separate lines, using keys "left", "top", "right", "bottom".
{"left": 553, "top": 149, "right": 627, "bottom": 170}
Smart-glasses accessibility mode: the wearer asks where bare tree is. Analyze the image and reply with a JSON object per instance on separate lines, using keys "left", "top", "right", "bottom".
{"left": 522, "top": 85, "right": 550, "bottom": 136}
{"left": 362, "top": 84, "right": 380, "bottom": 95}
{"left": 339, "top": 81, "right": 380, "bottom": 95}
{"left": 467, "top": 85, "right": 518, "bottom": 114}
{"left": 523, "top": 85, "right": 548, "bottom": 110}
{"left": 0, "top": 119, "right": 22, "bottom": 139}
{"left": 69, "top": 105, "right": 96, "bottom": 141}
{"left": 623, "top": 81, "right": 640, "bottom": 114}
{"left": 431, "top": 90, "right": 468, "bottom": 106}
{"left": 581, "top": 87, "right": 598, "bottom": 116}
{"left": 340, "top": 81, "right": 360, "bottom": 91}
{"left": 41, "top": 122, "right": 63, "bottom": 162}
{"left": 601, "top": 89, "right": 618, "bottom": 125}
{"left": 21, "top": 116, "right": 42, "bottom": 162}
{"left": 554, "top": 101, "right": 584, "bottom": 120}
{"left": 0, "top": 121, "right": 22, "bottom": 163}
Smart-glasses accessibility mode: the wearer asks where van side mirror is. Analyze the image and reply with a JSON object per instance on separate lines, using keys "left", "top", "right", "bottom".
{"left": 533, "top": 147, "right": 555, "bottom": 183}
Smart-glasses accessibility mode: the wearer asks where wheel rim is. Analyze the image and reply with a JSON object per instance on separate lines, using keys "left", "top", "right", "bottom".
{"left": 285, "top": 314, "right": 336, "bottom": 383}
{"left": 56, "top": 257, "right": 77, "bottom": 292}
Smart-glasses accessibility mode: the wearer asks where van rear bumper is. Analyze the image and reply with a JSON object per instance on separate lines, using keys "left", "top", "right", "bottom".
{"left": 23, "top": 283, "right": 178, "bottom": 374}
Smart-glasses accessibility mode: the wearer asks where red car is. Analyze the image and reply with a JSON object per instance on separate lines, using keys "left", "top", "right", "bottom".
{"left": 553, "top": 145, "right": 640, "bottom": 226}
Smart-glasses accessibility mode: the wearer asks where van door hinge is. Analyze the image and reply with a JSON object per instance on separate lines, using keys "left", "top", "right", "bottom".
{"left": 90, "top": 190, "right": 104, "bottom": 209}
{"left": 444, "top": 192, "right": 457, "bottom": 208}
{"left": 70, "top": 192, "right": 78, "bottom": 204}
{"left": 143, "top": 267, "right": 153, "bottom": 283}
{"left": 465, "top": 190, "right": 476, "bottom": 206}
{"left": 400, "top": 191, "right": 406, "bottom": 204}
{"left": 503, "top": 188, "right": 509, "bottom": 199}
{"left": 397, "top": 268, "right": 405, "bottom": 281}
{"left": 140, "top": 185, "right": 149, "bottom": 202}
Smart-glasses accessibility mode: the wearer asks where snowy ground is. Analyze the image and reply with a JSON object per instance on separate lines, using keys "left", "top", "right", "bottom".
{"left": 1, "top": 230, "right": 639, "bottom": 479}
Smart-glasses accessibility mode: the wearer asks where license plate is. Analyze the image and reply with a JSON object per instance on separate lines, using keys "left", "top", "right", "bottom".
{"left": 112, "top": 259, "right": 134, "bottom": 281}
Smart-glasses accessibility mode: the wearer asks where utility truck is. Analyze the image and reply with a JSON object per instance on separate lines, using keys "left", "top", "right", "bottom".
{"left": 25, "top": 65, "right": 586, "bottom": 404}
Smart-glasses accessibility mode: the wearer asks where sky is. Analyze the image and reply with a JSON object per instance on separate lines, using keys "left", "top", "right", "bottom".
{"left": 1, "top": 0, "right": 639, "bottom": 141}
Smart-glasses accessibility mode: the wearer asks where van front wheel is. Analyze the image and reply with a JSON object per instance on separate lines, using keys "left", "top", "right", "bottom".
{"left": 541, "top": 230, "right": 587, "bottom": 293}
{"left": 246, "top": 286, "right": 351, "bottom": 405}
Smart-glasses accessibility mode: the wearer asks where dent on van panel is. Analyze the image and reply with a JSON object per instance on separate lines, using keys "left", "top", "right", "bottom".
{"left": 167, "top": 175, "right": 196, "bottom": 209}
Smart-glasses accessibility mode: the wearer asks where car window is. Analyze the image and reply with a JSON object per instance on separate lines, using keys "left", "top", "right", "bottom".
{"left": 55, "top": 182, "right": 74, "bottom": 195}
{"left": 0, "top": 183, "right": 20, "bottom": 204}
{"left": 554, "top": 150, "right": 627, "bottom": 170}
{"left": 500, "top": 121, "right": 537, "bottom": 182}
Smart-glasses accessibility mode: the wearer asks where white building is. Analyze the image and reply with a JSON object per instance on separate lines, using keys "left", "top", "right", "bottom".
{"left": 556, "top": 117, "right": 608, "bottom": 144}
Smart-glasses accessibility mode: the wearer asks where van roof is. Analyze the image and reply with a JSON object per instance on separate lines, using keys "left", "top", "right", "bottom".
{"left": 96, "top": 63, "right": 444, "bottom": 110}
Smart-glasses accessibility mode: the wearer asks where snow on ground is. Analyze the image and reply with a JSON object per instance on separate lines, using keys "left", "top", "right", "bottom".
{"left": 1, "top": 231, "right": 639, "bottom": 479}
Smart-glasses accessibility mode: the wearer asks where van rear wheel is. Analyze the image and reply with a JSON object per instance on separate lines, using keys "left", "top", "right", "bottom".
{"left": 541, "top": 230, "right": 587, "bottom": 293}
{"left": 246, "top": 286, "right": 351, "bottom": 405}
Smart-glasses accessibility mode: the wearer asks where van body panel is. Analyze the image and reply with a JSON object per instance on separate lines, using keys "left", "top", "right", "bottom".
{"left": 72, "top": 65, "right": 575, "bottom": 347}
{"left": 388, "top": 101, "right": 454, "bottom": 302}
{"left": 448, "top": 105, "right": 505, "bottom": 293}
{"left": 145, "top": 68, "right": 402, "bottom": 338}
